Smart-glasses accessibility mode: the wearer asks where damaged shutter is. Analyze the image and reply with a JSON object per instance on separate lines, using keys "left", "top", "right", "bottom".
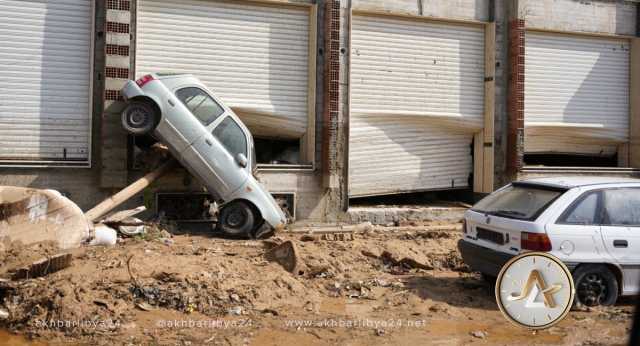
{"left": 136, "top": 0, "right": 310, "bottom": 140}
{"left": 0, "top": 0, "right": 92, "bottom": 164}
{"left": 524, "top": 32, "right": 630, "bottom": 157}
{"left": 349, "top": 14, "right": 485, "bottom": 197}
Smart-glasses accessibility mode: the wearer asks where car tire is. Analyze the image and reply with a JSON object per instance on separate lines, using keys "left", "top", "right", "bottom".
{"left": 217, "top": 200, "right": 256, "bottom": 238}
{"left": 122, "top": 101, "right": 158, "bottom": 135}
{"left": 573, "top": 264, "right": 619, "bottom": 307}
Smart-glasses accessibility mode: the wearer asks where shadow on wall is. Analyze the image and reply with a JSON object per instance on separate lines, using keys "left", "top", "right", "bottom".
{"left": 616, "top": 1, "right": 637, "bottom": 36}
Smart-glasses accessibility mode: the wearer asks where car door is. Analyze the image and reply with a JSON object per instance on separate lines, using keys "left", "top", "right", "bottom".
{"left": 600, "top": 187, "right": 640, "bottom": 294}
{"left": 161, "top": 86, "right": 213, "bottom": 153}
{"left": 549, "top": 189, "right": 606, "bottom": 264}
{"left": 173, "top": 86, "right": 231, "bottom": 198}
{"left": 189, "top": 115, "right": 250, "bottom": 200}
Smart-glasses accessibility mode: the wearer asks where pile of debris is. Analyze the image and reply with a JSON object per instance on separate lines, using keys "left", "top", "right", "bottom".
{"left": 0, "top": 222, "right": 467, "bottom": 341}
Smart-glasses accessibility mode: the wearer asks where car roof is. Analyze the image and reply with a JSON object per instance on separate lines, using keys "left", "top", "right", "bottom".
{"left": 519, "top": 176, "right": 640, "bottom": 189}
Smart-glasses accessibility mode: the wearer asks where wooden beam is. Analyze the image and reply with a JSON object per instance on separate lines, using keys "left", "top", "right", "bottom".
{"left": 618, "top": 143, "right": 630, "bottom": 167}
{"left": 631, "top": 38, "right": 640, "bottom": 168}
{"left": 85, "top": 159, "right": 176, "bottom": 222}
{"left": 474, "top": 132, "right": 484, "bottom": 193}
{"left": 483, "top": 22, "right": 496, "bottom": 193}
{"left": 301, "top": 4, "right": 318, "bottom": 165}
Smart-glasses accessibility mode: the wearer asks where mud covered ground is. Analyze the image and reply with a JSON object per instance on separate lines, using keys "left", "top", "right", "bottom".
{"left": 0, "top": 223, "right": 635, "bottom": 345}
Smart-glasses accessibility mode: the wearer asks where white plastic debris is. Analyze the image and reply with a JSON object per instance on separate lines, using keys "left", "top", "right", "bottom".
{"left": 118, "top": 217, "right": 146, "bottom": 236}
{"left": 90, "top": 224, "right": 118, "bottom": 246}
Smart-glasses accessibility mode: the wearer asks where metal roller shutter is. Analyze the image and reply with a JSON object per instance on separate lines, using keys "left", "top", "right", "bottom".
{"left": 524, "top": 32, "right": 630, "bottom": 156}
{"left": 349, "top": 14, "right": 485, "bottom": 197}
{"left": 0, "top": 0, "right": 92, "bottom": 164}
{"left": 136, "top": 0, "right": 310, "bottom": 139}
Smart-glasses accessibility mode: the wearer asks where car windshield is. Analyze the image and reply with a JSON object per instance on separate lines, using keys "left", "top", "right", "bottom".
{"left": 471, "top": 183, "right": 566, "bottom": 220}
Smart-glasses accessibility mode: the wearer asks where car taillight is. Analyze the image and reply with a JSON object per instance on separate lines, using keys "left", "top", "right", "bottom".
{"left": 521, "top": 232, "right": 552, "bottom": 251}
{"left": 136, "top": 74, "right": 155, "bottom": 88}
{"left": 462, "top": 219, "right": 467, "bottom": 233}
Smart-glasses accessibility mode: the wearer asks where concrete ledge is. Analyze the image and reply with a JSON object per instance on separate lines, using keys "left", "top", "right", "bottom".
{"left": 345, "top": 205, "right": 467, "bottom": 226}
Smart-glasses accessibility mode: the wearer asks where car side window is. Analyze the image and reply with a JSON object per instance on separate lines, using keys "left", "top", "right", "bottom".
{"left": 558, "top": 191, "right": 600, "bottom": 225}
{"left": 212, "top": 117, "right": 247, "bottom": 159}
{"left": 175, "top": 87, "right": 224, "bottom": 126}
{"left": 602, "top": 188, "right": 640, "bottom": 226}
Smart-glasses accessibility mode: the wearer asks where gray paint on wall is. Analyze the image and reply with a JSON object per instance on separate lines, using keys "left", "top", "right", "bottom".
{"left": 520, "top": 0, "right": 636, "bottom": 35}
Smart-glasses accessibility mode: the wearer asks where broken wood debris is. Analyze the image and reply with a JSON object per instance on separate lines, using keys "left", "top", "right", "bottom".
{"left": 320, "top": 233, "right": 354, "bottom": 241}
{"left": 85, "top": 159, "right": 176, "bottom": 222}
{"left": 10, "top": 253, "right": 73, "bottom": 280}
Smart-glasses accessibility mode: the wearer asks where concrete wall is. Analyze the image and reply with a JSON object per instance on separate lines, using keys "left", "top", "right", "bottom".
{"left": 520, "top": 0, "right": 636, "bottom": 35}
{"left": 352, "top": 0, "right": 491, "bottom": 21}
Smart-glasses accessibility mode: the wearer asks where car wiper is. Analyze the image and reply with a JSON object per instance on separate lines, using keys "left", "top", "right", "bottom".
{"left": 492, "top": 209, "right": 527, "bottom": 218}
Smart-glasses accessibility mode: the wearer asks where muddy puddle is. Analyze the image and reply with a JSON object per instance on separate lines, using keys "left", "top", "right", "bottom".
{"left": 0, "top": 330, "right": 46, "bottom": 346}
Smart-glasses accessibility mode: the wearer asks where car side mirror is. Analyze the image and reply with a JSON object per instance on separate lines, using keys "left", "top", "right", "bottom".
{"left": 235, "top": 153, "right": 248, "bottom": 168}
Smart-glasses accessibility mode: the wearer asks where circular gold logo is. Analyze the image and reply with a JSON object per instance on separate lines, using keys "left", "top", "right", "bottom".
{"left": 495, "top": 252, "right": 575, "bottom": 330}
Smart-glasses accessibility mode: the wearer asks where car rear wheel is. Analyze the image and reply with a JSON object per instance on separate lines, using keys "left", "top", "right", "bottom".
{"left": 217, "top": 200, "right": 257, "bottom": 238}
{"left": 122, "top": 101, "right": 158, "bottom": 135}
{"left": 573, "top": 264, "right": 619, "bottom": 307}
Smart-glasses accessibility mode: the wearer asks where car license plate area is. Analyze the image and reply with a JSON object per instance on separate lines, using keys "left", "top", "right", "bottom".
{"left": 476, "top": 227, "right": 505, "bottom": 245}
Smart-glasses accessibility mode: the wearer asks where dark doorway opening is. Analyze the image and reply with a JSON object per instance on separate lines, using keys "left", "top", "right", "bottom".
{"left": 254, "top": 138, "right": 300, "bottom": 165}
{"left": 523, "top": 153, "right": 618, "bottom": 168}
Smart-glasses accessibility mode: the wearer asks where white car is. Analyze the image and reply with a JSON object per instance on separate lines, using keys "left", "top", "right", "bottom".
{"left": 459, "top": 176, "right": 640, "bottom": 306}
{"left": 120, "top": 73, "right": 287, "bottom": 239}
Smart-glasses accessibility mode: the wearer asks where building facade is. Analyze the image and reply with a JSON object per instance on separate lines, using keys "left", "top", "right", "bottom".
{"left": 0, "top": 0, "right": 638, "bottom": 222}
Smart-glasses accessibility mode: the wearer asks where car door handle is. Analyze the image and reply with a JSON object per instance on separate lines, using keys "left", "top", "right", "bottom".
{"left": 613, "top": 240, "right": 628, "bottom": 248}
{"left": 205, "top": 138, "right": 212, "bottom": 146}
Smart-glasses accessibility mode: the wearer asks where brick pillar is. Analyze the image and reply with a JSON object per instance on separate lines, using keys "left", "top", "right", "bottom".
{"left": 101, "top": 0, "right": 133, "bottom": 188}
{"left": 506, "top": 19, "right": 524, "bottom": 176}
{"left": 323, "top": 0, "right": 340, "bottom": 187}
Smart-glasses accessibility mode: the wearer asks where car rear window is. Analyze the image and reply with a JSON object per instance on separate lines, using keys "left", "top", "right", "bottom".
{"left": 471, "top": 183, "right": 566, "bottom": 221}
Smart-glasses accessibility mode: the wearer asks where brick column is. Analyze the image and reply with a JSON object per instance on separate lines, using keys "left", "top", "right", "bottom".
{"left": 101, "top": 0, "right": 133, "bottom": 188}
{"left": 506, "top": 19, "right": 524, "bottom": 176}
{"left": 323, "top": 0, "right": 340, "bottom": 186}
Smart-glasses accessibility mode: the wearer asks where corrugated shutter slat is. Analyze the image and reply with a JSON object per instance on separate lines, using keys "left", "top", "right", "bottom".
{"left": 349, "top": 15, "right": 484, "bottom": 196}
{"left": 524, "top": 32, "right": 630, "bottom": 156}
{"left": 0, "top": 0, "right": 92, "bottom": 162}
{"left": 136, "top": 0, "right": 310, "bottom": 139}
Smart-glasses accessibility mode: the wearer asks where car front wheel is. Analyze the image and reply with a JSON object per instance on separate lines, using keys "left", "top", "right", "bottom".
{"left": 573, "top": 264, "right": 619, "bottom": 307}
{"left": 122, "top": 101, "right": 158, "bottom": 135}
{"left": 217, "top": 200, "right": 257, "bottom": 238}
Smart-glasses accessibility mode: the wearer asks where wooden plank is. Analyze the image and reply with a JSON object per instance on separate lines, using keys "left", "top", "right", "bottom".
{"left": 473, "top": 132, "right": 484, "bottom": 193}
{"left": 631, "top": 38, "right": 640, "bottom": 168}
{"left": 483, "top": 22, "right": 496, "bottom": 192}
{"left": 351, "top": 9, "right": 488, "bottom": 27}
{"left": 301, "top": 4, "right": 318, "bottom": 165}
{"left": 525, "top": 27, "right": 636, "bottom": 40}
{"left": 86, "top": 159, "right": 176, "bottom": 222}
{"left": 618, "top": 143, "right": 630, "bottom": 167}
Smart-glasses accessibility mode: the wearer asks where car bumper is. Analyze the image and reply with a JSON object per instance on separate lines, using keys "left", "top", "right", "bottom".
{"left": 458, "top": 239, "right": 515, "bottom": 277}
{"left": 121, "top": 80, "right": 144, "bottom": 101}
{"left": 458, "top": 240, "right": 580, "bottom": 277}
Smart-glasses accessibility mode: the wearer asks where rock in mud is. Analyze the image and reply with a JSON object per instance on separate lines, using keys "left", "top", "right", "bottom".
{"left": 471, "top": 330, "right": 487, "bottom": 339}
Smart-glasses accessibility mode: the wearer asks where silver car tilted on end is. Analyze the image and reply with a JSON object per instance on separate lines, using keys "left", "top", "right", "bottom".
{"left": 120, "top": 73, "right": 286, "bottom": 239}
